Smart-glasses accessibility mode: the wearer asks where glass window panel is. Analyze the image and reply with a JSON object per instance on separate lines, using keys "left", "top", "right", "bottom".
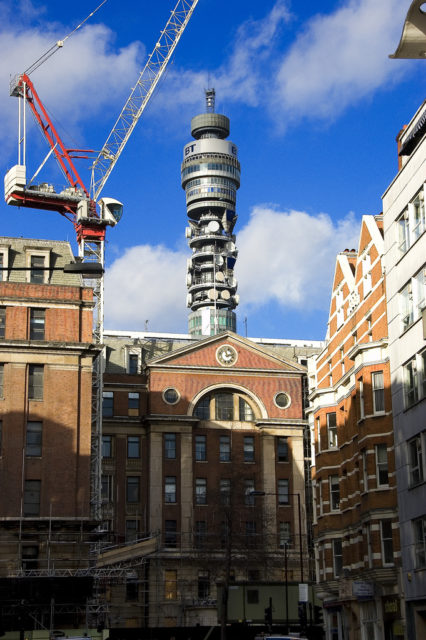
{"left": 164, "top": 433, "right": 176, "bottom": 459}
{"left": 376, "top": 444, "right": 389, "bottom": 486}
{"left": 195, "top": 435, "right": 207, "bottom": 461}
{"left": 244, "top": 436, "right": 254, "bottom": 462}
{"left": 277, "top": 436, "right": 288, "bottom": 462}
{"left": 165, "top": 477, "right": 176, "bottom": 503}
{"left": 26, "top": 421, "right": 42, "bottom": 456}
{"left": 195, "top": 478, "right": 207, "bottom": 505}
{"left": 28, "top": 365, "right": 43, "bottom": 400}
{"left": 126, "top": 476, "right": 140, "bottom": 503}
{"left": 102, "top": 391, "right": 114, "bottom": 417}
{"left": 29, "top": 308, "right": 45, "bottom": 340}
{"left": 215, "top": 393, "right": 234, "bottom": 420}
{"left": 372, "top": 371, "right": 385, "bottom": 413}
{"left": 127, "top": 436, "right": 140, "bottom": 459}
{"left": 278, "top": 479, "right": 289, "bottom": 505}
{"left": 220, "top": 435, "right": 230, "bottom": 462}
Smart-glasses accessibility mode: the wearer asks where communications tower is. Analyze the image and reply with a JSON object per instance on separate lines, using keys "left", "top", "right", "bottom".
{"left": 182, "top": 89, "right": 240, "bottom": 336}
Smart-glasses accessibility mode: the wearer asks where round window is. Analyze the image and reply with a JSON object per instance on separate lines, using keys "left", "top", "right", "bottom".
{"left": 274, "top": 392, "right": 291, "bottom": 409}
{"left": 163, "top": 387, "right": 180, "bottom": 405}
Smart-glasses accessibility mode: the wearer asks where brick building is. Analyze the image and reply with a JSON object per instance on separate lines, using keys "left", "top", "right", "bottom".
{"left": 99, "top": 329, "right": 323, "bottom": 635}
{"left": 308, "top": 216, "right": 403, "bottom": 640}
{"left": 0, "top": 237, "right": 100, "bottom": 631}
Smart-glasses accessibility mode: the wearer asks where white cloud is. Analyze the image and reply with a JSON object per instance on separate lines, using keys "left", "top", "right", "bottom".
{"left": 104, "top": 207, "right": 360, "bottom": 332}
{"left": 236, "top": 205, "right": 360, "bottom": 312}
{"left": 271, "top": 0, "right": 409, "bottom": 125}
{"left": 104, "top": 244, "right": 188, "bottom": 332}
{"left": 0, "top": 5, "right": 143, "bottom": 155}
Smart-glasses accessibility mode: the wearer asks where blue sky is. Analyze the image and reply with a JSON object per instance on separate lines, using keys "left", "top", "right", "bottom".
{"left": 0, "top": 0, "right": 425, "bottom": 340}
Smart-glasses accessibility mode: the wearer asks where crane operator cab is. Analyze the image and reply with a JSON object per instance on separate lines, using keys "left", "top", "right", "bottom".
{"left": 98, "top": 197, "right": 123, "bottom": 226}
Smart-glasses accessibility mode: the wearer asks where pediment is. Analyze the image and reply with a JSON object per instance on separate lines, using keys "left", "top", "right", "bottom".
{"left": 146, "top": 331, "right": 305, "bottom": 373}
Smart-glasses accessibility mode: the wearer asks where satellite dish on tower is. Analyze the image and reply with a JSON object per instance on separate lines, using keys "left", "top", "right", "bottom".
{"left": 208, "top": 220, "right": 220, "bottom": 233}
{"left": 208, "top": 288, "right": 219, "bottom": 300}
{"left": 215, "top": 255, "right": 224, "bottom": 266}
{"left": 221, "top": 289, "right": 231, "bottom": 300}
{"left": 215, "top": 271, "right": 225, "bottom": 282}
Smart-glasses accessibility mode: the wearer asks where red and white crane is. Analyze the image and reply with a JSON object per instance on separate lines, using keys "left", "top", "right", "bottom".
{"left": 4, "top": 0, "right": 199, "bottom": 518}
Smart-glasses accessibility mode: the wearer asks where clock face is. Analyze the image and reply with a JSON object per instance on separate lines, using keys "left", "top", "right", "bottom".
{"left": 216, "top": 344, "right": 238, "bottom": 367}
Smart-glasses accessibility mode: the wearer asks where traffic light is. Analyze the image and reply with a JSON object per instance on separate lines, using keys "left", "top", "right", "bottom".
{"left": 314, "top": 605, "right": 324, "bottom": 625}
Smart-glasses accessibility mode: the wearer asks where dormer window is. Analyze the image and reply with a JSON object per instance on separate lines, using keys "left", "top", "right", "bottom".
{"left": 25, "top": 249, "right": 51, "bottom": 284}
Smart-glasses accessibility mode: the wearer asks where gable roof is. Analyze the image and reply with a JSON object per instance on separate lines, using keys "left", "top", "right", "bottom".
{"left": 145, "top": 331, "right": 306, "bottom": 373}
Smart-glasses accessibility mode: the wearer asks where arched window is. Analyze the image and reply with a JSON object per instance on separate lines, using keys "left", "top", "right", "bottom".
{"left": 193, "top": 390, "right": 257, "bottom": 421}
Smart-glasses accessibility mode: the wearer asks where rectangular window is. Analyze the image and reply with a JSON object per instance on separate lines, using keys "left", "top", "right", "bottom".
{"left": 128, "top": 392, "right": 139, "bottom": 416}
{"left": 400, "top": 282, "right": 414, "bottom": 331}
{"left": 0, "top": 307, "right": 5, "bottom": 339}
{"left": 28, "top": 365, "right": 43, "bottom": 400}
{"left": 327, "top": 413, "right": 338, "bottom": 448}
{"left": 239, "top": 397, "right": 254, "bottom": 421}
{"left": 372, "top": 371, "right": 385, "bottom": 413}
{"left": 29, "top": 308, "right": 45, "bottom": 340}
{"left": 165, "top": 476, "right": 176, "bottom": 503}
{"left": 101, "top": 475, "right": 113, "bottom": 503}
{"left": 128, "top": 353, "right": 138, "bottom": 374}
{"left": 195, "top": 478, "right": 207, "bottom": 505}
{"left": 412, "top": 191, "right": 425, "bottom": 239}
{"left": 362, "top": 254, "right": 372, "bottom": 296}
{"left": 278, "top": 479, "right": 289, "bottom": 505}
{"left": 26, "top": 421, "right": 42, "bottom": 457}
{"left": 164, "top": 433, "right": 176, "bottom": 459}
{"left": 195, "top": 520, "right": 207, "bottom": 548}
{"left": 414, "top": 516, "right": 426, "bottom": 568}
{"left": 381, "top": 520, "right": 394, "bottom": 565}
{"left": 244, "top": 436, "right": 254, "bottom": 462}
{"left": 30, "top": 255, "right": 45, "bottom": 283}
{"left": 194, "top": 395, "right": 210, "bottom": 420}
{"left": 198, "top": 570, "right": 210, "bottom": 599}
{"left": 220, "top": 479, "right": 230, "bottom": 506}
{"left": 126, "top": 519, "right": 139, "bottom": 543}
{"left": 126, "top": 476, "right": 140, "bottom": 503}
{"left": 165, "top": 520, "right": 177, "bottom": 548}
{"left": 359, "top": 378, "right": 365, "bottom": 419}
{"left": 362, "top": 450, "right": 368, "bottom": 491}
{"left": 245, "top": 520, "right": 257, "bottom": 547}
{"left": 220, "top": 435, "right": 231, "bottom": 462}
{"left": 404, "top": 358, "right": 419, "bottom": 408}
{"left": 244, "top": 479, "right": 255, "bottom": 505}
{"left": 0, "top": 363, "right": 3, "bottom": 398}
{"left": 165, "top": 570, "right": 177, "bottom": 600}
{"left": 333, "top": 539, "right": 343, "bottom": 577}
{"left": 316, "top": 417, "right": 321, "bottom": 452}
{"left": 126, "top": 577, "right": 139, "bottom": 602}
{"left": 329, "top": 475, "right": 340, "bottom": 511}
{"left": 195, "top": 435, "right": 207, "bottom": 461}
{"left": 376, "top": 444, "right": 389, "bottom": 486}
{"left": 277, "top": 436, "right": 289, "bottom": 462}
{"left": 397, "top": 210, "right": 409, "bottom": 254}
{"left": 215, "top": 393, "right": 234, "bottom": 420}
{"left": 102, "top": 435, "right": 113, "bottom": 458}
{"left": 102, "top": 391, "right": 114, "bottom": 417}
{"left": 279, "top": 522, "right": 291, "bottom": 548}
{"left": 408, "top": 435, "right": 424, "bottom": 486}
{"left": 24, "top": 479, "right": 41, "bottom": 516}
{"left": 127, "top": 436, "right": 140, "bottom": 459}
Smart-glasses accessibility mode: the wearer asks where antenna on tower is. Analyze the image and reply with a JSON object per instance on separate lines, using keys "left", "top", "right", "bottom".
{"left": 205, "top": 88, "right": 215, "bottom": 113}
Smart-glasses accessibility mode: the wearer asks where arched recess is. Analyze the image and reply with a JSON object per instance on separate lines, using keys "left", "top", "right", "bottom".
{"left": 188, "top": 383, "right": 268, "bottom": 420}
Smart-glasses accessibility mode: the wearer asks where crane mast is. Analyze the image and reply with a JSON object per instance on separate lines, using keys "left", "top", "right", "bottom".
{"left": 4, "top": 0, "right": 199, "bottom": 521}
{"left": 90, "top": 0, "right": 199, "bottom": 201}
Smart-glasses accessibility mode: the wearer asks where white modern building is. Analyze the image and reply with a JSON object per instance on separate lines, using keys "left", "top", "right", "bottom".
{"left": 382, "top": 100, "right": 426, "bottom": 639}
